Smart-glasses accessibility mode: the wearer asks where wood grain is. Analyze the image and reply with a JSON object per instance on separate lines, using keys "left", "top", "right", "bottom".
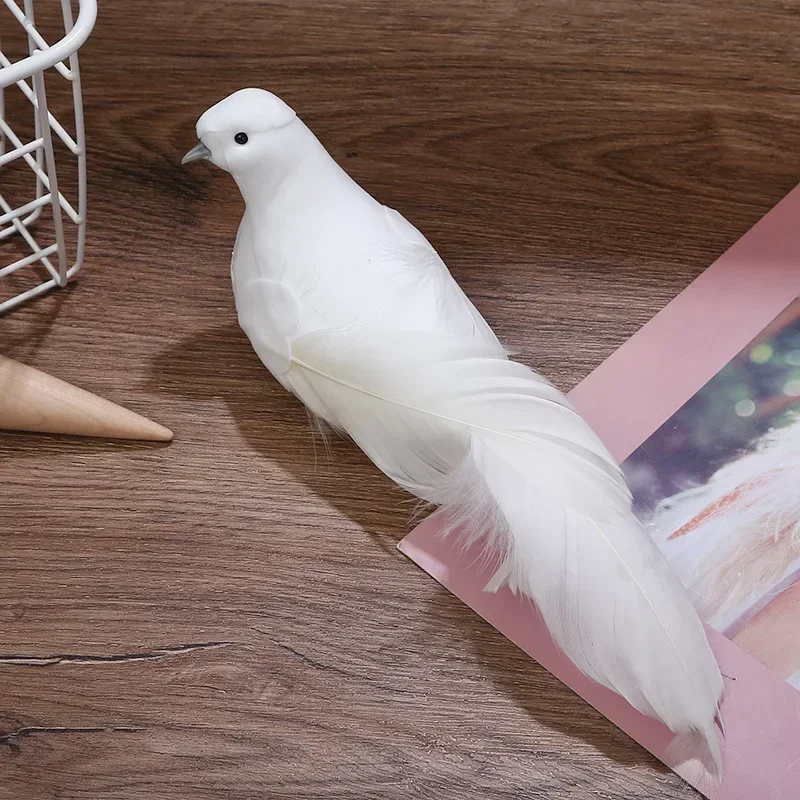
{"left": 2, "top": 1, "right": 800, "bottom": 797}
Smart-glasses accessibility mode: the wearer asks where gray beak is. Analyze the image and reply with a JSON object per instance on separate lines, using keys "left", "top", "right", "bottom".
{"left": 181, "top": 141, "right": 211, "bottom": 165}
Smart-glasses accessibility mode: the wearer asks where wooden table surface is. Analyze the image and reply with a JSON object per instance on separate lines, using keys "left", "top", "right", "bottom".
{"left": 2, "top": 1, "right": 800, "bottom": 798}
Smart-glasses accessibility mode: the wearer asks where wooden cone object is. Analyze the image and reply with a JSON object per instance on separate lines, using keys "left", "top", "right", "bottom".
{"left": 0, "top": 354, "right": 173, "bottom": 441}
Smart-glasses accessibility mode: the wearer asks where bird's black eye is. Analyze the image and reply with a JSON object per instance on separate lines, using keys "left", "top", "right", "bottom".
{"left": 234, "top": 132, "right": 248, "bottom": 145}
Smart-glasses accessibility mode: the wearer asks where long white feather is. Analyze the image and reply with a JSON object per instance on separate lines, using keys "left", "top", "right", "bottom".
{"left": 288, "top": 329, "right": 723, "bottom": 772}
{"left": 186, "top": 88, "right": 725, "bottom": 776}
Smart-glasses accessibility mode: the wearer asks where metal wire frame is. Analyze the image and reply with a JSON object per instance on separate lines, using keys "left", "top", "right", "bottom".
{"left": 0, "top": 0, "right": 96, "bottom": 313}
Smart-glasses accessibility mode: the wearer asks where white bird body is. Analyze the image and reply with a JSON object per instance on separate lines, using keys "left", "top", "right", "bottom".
{"left": 230, "top": 133, "right": 502, "bottom": 370}
{"left": 185, "top": 88, "right": 724, "bottom": 772}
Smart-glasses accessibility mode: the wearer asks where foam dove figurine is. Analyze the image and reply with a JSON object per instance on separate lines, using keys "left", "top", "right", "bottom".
{"left": 183, "top": 88, "right": 723, "bottom": 772}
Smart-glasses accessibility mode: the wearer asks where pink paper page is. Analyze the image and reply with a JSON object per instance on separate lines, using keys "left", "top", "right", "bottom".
{"left": 399, "top": 184, "right": 800, "bottom": 798}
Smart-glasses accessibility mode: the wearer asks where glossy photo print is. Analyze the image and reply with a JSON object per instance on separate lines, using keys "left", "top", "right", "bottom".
{"left": 401, "top": 183, "right": 800, "bottom": 797}
{"left": 624, "top": 298, "right": 800, "bottom": 689}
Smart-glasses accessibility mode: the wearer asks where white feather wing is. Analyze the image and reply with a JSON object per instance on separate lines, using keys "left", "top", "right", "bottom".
{"left": 287, "top": 328, "right": 723, "bottom": 765}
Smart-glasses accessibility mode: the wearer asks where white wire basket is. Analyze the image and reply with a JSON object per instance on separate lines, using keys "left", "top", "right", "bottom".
{"left": 0, "top": 0, "right": 96, "bottom": 314}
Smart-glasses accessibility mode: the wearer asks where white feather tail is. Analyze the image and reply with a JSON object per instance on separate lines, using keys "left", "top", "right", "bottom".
{"left": 288, "top": 329, "right": 724, "bottom": 774}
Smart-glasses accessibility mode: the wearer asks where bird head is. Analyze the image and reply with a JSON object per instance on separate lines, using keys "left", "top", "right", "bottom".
{"left": 182, "top": 88, "right": 298, "bottom": 176}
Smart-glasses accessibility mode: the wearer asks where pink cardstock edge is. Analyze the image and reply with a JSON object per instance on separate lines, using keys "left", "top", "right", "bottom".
{"left": 399, "top": 184, "right": 800, "bottom": 799}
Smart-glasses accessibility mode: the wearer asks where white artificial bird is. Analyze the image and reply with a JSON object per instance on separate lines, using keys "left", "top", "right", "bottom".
{"left": 183, "top": 88, "right": 723, "bottom": 772}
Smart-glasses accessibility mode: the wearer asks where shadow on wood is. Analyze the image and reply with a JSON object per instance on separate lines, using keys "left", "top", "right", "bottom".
{"left": 144, "top": 323, "right": 413, "bottom": 553}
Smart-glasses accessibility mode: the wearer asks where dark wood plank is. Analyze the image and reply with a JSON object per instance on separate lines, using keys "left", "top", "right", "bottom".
{"left": 3, "top": 1, "right": 800, "bottom": 797}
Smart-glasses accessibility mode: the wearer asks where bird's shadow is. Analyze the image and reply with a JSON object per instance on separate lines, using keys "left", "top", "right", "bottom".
{"left": 145, "top": 323, "right": 673, "bottom": 777}
{"left": 144, "top": 322, "right": 411, "bottom": 553}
